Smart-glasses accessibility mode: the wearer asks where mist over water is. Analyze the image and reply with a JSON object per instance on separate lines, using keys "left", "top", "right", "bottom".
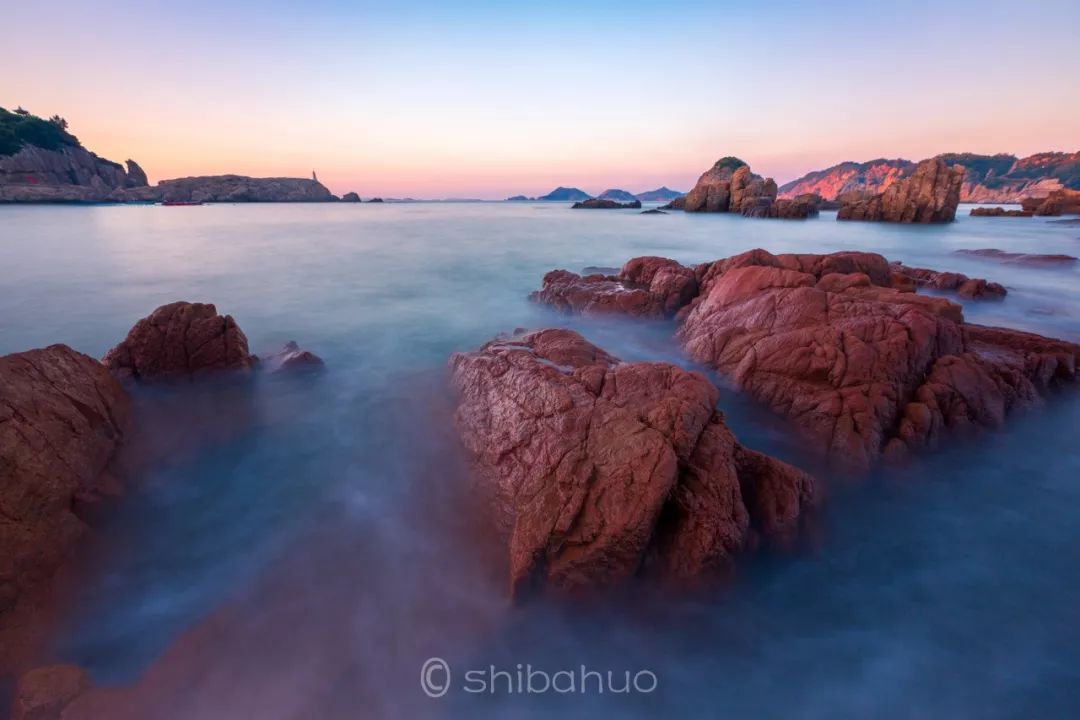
{"left": 2, "top": 203, "right": 1079, "bottom": 718}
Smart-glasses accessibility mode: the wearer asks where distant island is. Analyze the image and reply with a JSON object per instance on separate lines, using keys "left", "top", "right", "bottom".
{"left": 504, "top": 186, "right": 686, "bottom": 203}
{"left": 780, "top": 152, "right": 1080, "bottom": 203}
{"left": 537, "top": 186, "right": 593, "bottom": 202}
{"left": 1, "top": 107, "right": 334, "bottom": 203}
{"left": 597, "top": 188, "right": 637, "bottom": 202}
{"left": 634, "top": 186, "right": 684, "bottom": 201}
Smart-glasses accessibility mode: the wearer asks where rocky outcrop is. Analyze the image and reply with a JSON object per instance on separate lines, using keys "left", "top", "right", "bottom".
{"left": 0, "top": 145, "right": 149, "bottom": 203}
{"left": 571, "top": 198, "right": 641, "bottom": 209}
{"left": 125, "top": 159, "right": 148, "bottom": 187}
{"left": 889, "top": 262, "right": 1007, "bottom": 299}
{"left": 682, "top": 157, "right": 745, "bottom": 212}
{"left": 969, "top": 206, "right": 1032, "bottom": 217}
{"left": 146, "top": 175, "right": 334, "bottom": 203}
{"left": 531, "top": 249, "right": 1080, "bottom": 471}
{"left": 0, "top": 345, "right": 130, "bottom": 615}
{"left": 837, "top": 158, "right": 963, "bottom": 223}
{"left": 10, "top": 665, "right": 90, "bottom": 720}
{"left": 679, "top": 157, "right": 800, "bottom": 219}
{"left": 1021, "top": 188, "right": 1080, "bottom": 216}
{"left": 262, "top": 341, "right": 324, "bottom": 373}
{"left": 449, "top": 328, "right": 816, "bottom": 596}
{"left": 530, "top": 257, "right": 698, "bottom": 319}
{"left": 953, "top": 248, "right": 1078, "bottom": 267}
{"left": 640, "top": 208, "right": 667, "bottom": 215}
{"left": 753, "top": 194, "right": 819, "bottom": 219}
{"left": 780, "top": 151, "right": 1080, "bottom": 204}
{"left": 103, "top": 302, "right": 256, "bottom": 381}
{"left": 341, "top": 191, "right": 361, "bottom": 202}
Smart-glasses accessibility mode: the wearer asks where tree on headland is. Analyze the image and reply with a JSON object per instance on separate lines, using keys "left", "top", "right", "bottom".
{"left": 0, "top": 107, "right": 80, "bottom": 156}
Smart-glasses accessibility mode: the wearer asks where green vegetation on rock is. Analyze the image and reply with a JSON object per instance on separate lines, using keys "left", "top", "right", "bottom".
{"left": 0, "top": 107, "right": 80, "bottom": 157}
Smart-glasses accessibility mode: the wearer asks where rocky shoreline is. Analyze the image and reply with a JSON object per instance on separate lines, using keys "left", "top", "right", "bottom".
{"left": 3, "top": 241, "right": 1080, "bottom": 715}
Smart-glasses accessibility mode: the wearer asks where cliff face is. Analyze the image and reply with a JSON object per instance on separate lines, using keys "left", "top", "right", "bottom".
{"left": 837, "top": 158, "right": 963, "bottom": 223}
{"left": 0, "top": 145, "right": 148, "bottom": 202}
{"left": 777, "top": 159, "right": 914, "bottom": 201}
{"left": 781, "top": 151, "right": 1080, "bottom": 203}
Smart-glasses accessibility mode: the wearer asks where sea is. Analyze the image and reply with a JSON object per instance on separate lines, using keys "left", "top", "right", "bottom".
{"left": 1, "top": 202, "right": 1078, "bottom": 718}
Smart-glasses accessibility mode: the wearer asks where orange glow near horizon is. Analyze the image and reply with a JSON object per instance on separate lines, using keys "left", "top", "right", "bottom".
{"left": 6, "top": 1, "right": 1078, "bottom": 199}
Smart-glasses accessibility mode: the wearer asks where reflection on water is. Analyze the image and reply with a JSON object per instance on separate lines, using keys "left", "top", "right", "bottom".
{"left": 1, "top": 202, "right": 1079, "bottom": 718}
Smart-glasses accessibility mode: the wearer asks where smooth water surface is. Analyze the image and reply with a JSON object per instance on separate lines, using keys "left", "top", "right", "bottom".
{"left": 2, "top": 202, "right": 1079, "bottom": 718}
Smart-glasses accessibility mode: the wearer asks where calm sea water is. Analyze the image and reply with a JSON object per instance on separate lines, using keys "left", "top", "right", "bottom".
{"left": 2, "top": 203, "right": 1079, "bottom": 718}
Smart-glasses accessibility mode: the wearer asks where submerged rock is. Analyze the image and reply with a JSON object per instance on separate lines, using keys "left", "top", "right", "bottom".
{"left": 448, "top": 328, "right": 815, "bottom": 596}
{"left": 263, "top": 341, "right": 324, "bottom": 373}
{"left": 0, "top": 345, "right": 130, "bottom": 615}
{"left": 953, "top": 248, "right": 1078, "bottom": 267}
{"left": 837, "top": 158, "right": 964, "bottom": 223}
{"left": 531, "top": 249, "right": 1080, "bottom": 471}
{"left": 640, "top": 208, "right": 667, "bottom": 214}
{"left": 103, "top": 302, "right": 257, "bottom": 381}
{"left": 530, "top": 256, "right": 697, "bottom": 318}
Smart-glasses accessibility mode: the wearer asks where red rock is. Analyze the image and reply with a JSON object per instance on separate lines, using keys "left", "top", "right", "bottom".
{"left": 10, "top": 665, "right": 90, "bottom": 720}
{"left": 529, "top": 257, "right": 697, "bottom": 318}
{"left": 953, "top": 248, "right": 1078, "bottom": 267}
{"left": 1021, "top": 188, "right": 1080, "bottom": 216}
{"left": 969, "top": 207, "right": 1033, "bottom": 217}
{"left": 448, "top": 328, "right": 815, "bottom": 596}
{"left": 890, "top": 262, "right": 1007, "bottom": 300}
{"left": 0, "top": 345, "right": 130, "bottom": 615}
{"left": 837, "top": 158, "right": 964, "bottom": 223}
{"left": 676, "top": 252, "right": 1078, "bottom": 470}
{"left": 531, "top": 248, "right": 1080, "bottom": 471}
{"left": 263, "top": 341, "right": 324, "bottom": 373}
{"left": 102, "top": 302, "right": 256, "bottom": 381}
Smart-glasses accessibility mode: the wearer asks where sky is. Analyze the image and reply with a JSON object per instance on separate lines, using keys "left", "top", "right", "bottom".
{"left": 5, "top": 0, "right": 1078, "bottom": 198}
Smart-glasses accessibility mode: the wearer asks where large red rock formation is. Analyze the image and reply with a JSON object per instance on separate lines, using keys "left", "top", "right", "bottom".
{"left": 531, "top": 250, "right": 1080, "bottom": 471}
{"left": 448, "top": 328, "right": 815, "bottom": 596}
{"left": 837, "top": 158, "right": 964, "bottom": 223}
{"left": 1020, "top": 188, "right": 1080, "bottom": 216}
{"left": 529, "top": 256, "right": 698, "bottom": 319}
{"left": 103, "top": 302, "right": 256, "bottom": 381}
{"left": 0, "top": 345, "right": 130, "bottom": 615}
{"left": 681, "top": 157, "right": 783, "bottom": 217}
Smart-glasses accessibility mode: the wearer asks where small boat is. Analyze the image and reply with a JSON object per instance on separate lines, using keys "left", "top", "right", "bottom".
{"left": 161, "top": 200, "right": 204, "bottom": 206}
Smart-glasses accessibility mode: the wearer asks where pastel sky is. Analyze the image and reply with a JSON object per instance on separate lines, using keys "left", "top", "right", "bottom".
{"left": 6, "top": 0, "right": 1078, "bottom": 198}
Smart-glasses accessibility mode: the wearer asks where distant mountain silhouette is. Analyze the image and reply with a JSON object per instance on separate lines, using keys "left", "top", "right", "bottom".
{"left": 504, "top": 194, "right": 532, "bottom": 201}
{"left": 597, "top": 188, "right": 637, "bottom": 202}
{"left": 537, "top": 186, "right": 592, "bottom": 201}
{"left": 634, "top": 186, "right": 684, "bottom": 201}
